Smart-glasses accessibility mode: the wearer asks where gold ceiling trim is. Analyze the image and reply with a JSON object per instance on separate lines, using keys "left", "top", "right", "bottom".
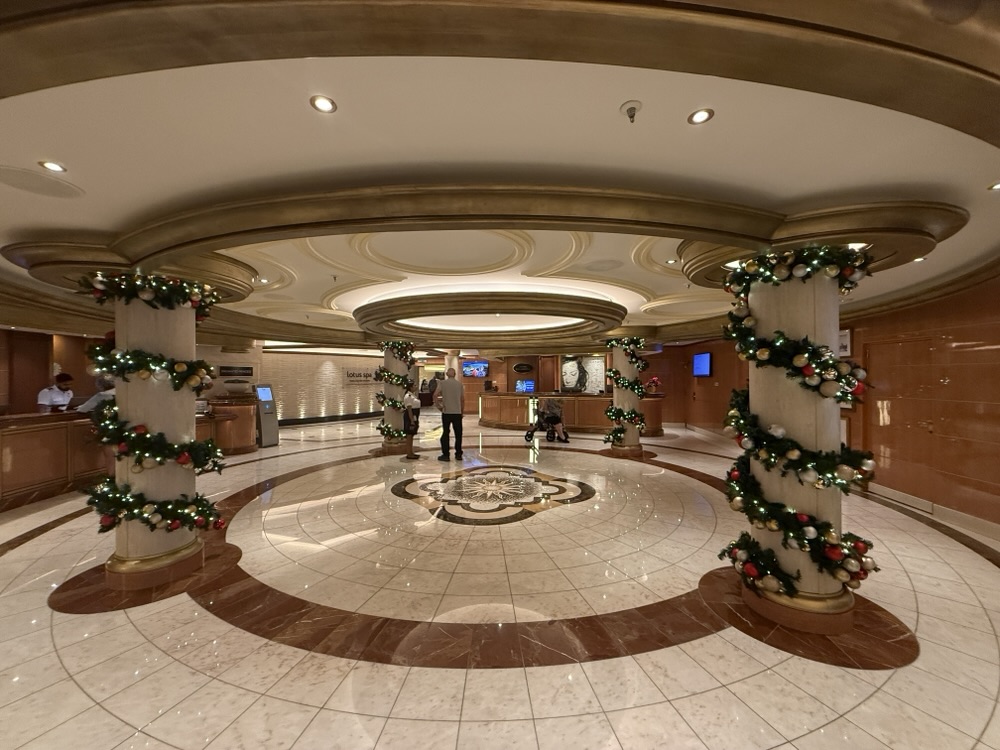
{"left": 527, "top": 231, "right": 590, "bottom": 278}
{"left": 2, "top": 1, "right": 998, "bottom": 148}
{"left": 632, "top": 237, "right": 686, "bottom": 279}
{"left": 218, "top": 242, "right": 298, "bottom": 293}
{"left": 304, "top": 235, "right": 403, "bottom": 282}
{"left": 354, "top": 229, "right": 533, "bottom": 276}
{"left": 353, "top": 292, "right": 626, "bottom": 348}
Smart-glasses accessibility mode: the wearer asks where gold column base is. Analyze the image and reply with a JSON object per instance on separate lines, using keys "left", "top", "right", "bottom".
{"left": 105, "top": 537, "right": 205, "bottom": 591}
{"left": 741, "top": 583, "right": 855, "bottom": 634}
{"left": 374, "top": 439, "right": 410, "bottom": 456}
{"left": 610, "top": 443, "right": 644, "bottom": 458}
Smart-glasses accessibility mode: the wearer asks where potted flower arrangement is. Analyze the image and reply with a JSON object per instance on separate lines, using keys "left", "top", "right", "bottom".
{"left": 645, "top": 376, "right": 661, "bottom": 394}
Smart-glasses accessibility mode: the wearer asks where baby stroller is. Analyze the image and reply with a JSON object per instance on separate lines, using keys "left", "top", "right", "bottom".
{"left": 525, "top": 409, "right": 569, "bottom": 443}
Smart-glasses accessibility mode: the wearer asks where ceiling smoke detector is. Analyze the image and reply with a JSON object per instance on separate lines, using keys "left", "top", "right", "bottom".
{"left": 620, "top": 100, "right": 642, "bottom": 123}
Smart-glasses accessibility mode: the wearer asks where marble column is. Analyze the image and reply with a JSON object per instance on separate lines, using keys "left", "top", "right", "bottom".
{"left": 611, "top": 346, "right": 643, "bottom": 457}
{"left": 106, "top": 301, "right": 204, "bottom": 589}
{"left": 381, "top": 347, "right": 409, "bottom": 455}
{"left": 746, "top": 273, "right": 854, "bottom": 630}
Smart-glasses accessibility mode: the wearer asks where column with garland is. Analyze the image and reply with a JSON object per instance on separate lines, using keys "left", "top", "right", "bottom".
{"left": 604, "top": 337, "right": 648, "bottom": 457}
{"left": 82, "top": 273, "right": 226, "bottom": 590}
{"left": 375, "top": 341, "right": 416, "bottom": 455}
{"left": 719, "top": 246, "right": 878, "bottom": 632}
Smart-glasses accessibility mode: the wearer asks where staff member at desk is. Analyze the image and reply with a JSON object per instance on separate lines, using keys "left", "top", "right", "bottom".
{"left": 37, "top": 372, "right": 75, "bottom": 413}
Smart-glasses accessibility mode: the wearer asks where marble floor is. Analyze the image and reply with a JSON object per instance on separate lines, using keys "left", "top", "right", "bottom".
{"left": 2, "top": 416, "right": 1000, "bottom": 749}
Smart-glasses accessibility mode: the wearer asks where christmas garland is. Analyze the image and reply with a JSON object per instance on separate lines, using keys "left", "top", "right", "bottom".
{"left": 605, "top": 368, "right": 647, "bottom": 397}
{"left": 723, "top": 390, "right": 875, "bottom": 492}
{"left": 376, "top": 393, "right": 405, "bottom": 411}
{"left": 86, "top": 478, "right": 224, "bottom": 533}
{"left": 603, "top": 405, "right": 647, "bottom": 445}
{"left": 374, "top": 365, "right": 414, "bottom": 389}
{"left": 719, "top": 246, "right": 879, "bottom": 596}
{"left": 376, "top": 420, "right": 407, "bottom": 440}
{"left": 90, "top": 399, "right": 225, "bottom": 475}
{"left": 80, "top": 273, "right": 221, "bottom": 322}
{"left": 378, "top": 340, "right": 417, "bottom": 367}
{"left": 88, "top": 340, "right": 214, "bottom": 395}
{"left": 605, "top": 337, "right": 650, "bottom": 372}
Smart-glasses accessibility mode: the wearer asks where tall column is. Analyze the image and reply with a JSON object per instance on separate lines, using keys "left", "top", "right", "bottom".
{"left": 720, "top": 247, "right": 878, "bottom": 635}
{"left": 109, "top": 301, "right": 203, "bottom": 582}
{"left": 376, "top": 341, "right": 417, "bottom": 455}
{"left": 748, "top": 276, "right": 848, "bottom": 608}
{"left": 611, "top": 346, "right": 643, "bottom": 456}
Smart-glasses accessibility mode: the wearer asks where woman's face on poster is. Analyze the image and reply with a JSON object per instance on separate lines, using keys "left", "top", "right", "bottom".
{"left": 561, "top": 359, "right": 584, "bottom": 388}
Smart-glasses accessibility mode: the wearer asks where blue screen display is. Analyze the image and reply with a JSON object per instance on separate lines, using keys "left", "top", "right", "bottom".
{"left": 255, "top": 386, "right": 273, "bottom": 401}
{"left": 515, "top": 380, "right": 535, "bottom": 393}
{"left": 692, "top": 353, "right": 711, "bottom": 377}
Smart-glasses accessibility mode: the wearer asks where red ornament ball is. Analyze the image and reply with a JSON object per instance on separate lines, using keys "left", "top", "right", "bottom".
{"left": 742, "top": 562, "right": 760, "bottom": 578}
{"left": 176, "top": 451, "right": 192, "bottom": 465}
{"left": 796, "top": 513, "right": 811, "bottom": 523}
{"left": 212, "top": 518, "right": 227, "bottom": 530}
{"left": 823, "top": 545, "right": 846, "bottom": 561}
{"left": 729, "top": 469, "right": 741, "bottom": 481}
{"left": 194, "top": 516, "right": 205, "bottom": 527}
{"left": 802, "top": 365, "right": 815, "bottom": 376}
{"left": 91, "top": 289, "right": 104, "bottom": 298}
{"left": 100, "top": 514, "right": 116, "bottom": 527}
{"left": 730, "top": 548, "right": 740, "bottom": 559}
{"left": 133, "top": 425, "right": 148, "bottom": 434}
{"left": 851, "top": 381, "right": 866, "bottom": 395}
{"left": 117, "top": 442, "right": 129, "bottom": 453}
{"left": 852, "top": 540, "right": 869, "bottom": 554}
{"left": 168, "top": 519, "right": 181, "bottom": 530}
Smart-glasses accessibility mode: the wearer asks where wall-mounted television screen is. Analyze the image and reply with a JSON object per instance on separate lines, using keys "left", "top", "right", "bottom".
{"left": 462, "top": 360, "right": 489, "bottom": 378}
{"left": 515, "top": 379, "right": 535, "bottom": 393}
{"left": 692, "top": 352, "right": 712, "bottom": 377}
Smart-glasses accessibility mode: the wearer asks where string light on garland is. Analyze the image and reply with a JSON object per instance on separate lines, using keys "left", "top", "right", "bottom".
{"left": 86, "top": 478, "right": 224, "bottom": 533}
{"left": 603, "top": 405, "right": 647, "bottom": 444}
{"left": 374, "top": 366, "right": 414, "bottom": 390}
{"left": 606, "top": 337, "right": 650, "bottom": 372}
{"left": 378, "top": 340, "right": 417, "bottom": 367}
{"left": 376, "top": 420, "right": 407, "bottom": 440}
{"left": 90, "top": 400, "right": 225, "bottom": 474}
{"left": 87, "top": 340, "right": 214, "bottom": 395}
{"left": 606, "top": 368, "right": 647, "bottom": 397}
{"left": 718, "top": 244, "right": 880, "bottom": 596}
{"left": 375, "top": 393, "right": 405, "bottom": 411}
{"left": 80, "top": 272, "right": 221, "bottom": 322}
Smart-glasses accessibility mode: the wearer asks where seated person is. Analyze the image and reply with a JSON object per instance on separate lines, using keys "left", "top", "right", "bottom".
{"left": 541, "top": 397, "right": 569, "bottom": 443}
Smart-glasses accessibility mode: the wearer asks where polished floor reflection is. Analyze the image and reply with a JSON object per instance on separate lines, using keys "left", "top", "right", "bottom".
{"left": 3, "top": 418, "right": 1000, "bottom": 749}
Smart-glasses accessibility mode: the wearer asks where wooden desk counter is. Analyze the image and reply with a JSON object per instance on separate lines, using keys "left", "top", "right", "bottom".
{"left": 0, "top": 411, "right": 235, "bottom": 513}
{"left": 478, "top": 393, "right": 663, "bottom": 436}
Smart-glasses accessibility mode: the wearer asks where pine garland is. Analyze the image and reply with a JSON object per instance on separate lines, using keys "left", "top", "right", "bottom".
{"left": 86, "top": 478, "right": 223, "bottom": 533}
{"left": 87, "top": 341, "right": 214, "bottom": 395}
{"left": 378, "top": 340, "right": 417, "bottom": 367}
{"left": 80, "top": 273, "right": 220, "bottom": 322}
{"left": 376, "top": 420, "right": 407, "bottom": 440}
{"left": 605, "top": 368, "right": 646, "bottom": 397}
{"left": 719, "top": 532, "right": 801, "bottom": 596}
{"left": 374, "top": 366, "right": 414, "bottom": 389}
{"left": 605, "top": 337, "right": 650, "bottom": 372}
{"left": 376, "top": 393, "right": 405, "bottom": 410}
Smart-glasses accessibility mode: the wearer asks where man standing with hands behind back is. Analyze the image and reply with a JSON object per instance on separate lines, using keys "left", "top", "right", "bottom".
{"left": 435, "top": 367, "right": 464, "bottom": 461}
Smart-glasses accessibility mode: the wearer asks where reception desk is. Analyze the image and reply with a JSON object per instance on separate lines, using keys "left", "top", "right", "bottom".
{"left": 0, "top": 411, "right": 235, "bottom": 513}
{"left": 478, "top": 393, "right": 663, "bottom": 436}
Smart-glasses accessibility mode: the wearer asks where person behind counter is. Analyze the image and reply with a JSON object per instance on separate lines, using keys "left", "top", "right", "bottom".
{"left": 37, "top": 372, "right": 75, "bottom": 413}
{"left": 76, "top": 376, "right": 116, "bottom": 413}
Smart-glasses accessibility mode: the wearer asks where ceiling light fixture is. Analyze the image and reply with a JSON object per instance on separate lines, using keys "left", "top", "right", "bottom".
{"left": 687, "top": 108, "right": 714, "bottom": 125}
{"left": 847, "top": 242, "right": 870, "bottom": 250}
{"left": 990, "top": 181, "right": 1000, "bottom": 191}
{"left": 309, "top": 95, "right": 337, "bottom": 113}
{"left": 38, "top": 161, "right": 66, "bottom": 173}
{"left": 666, "top": 259, "right": 677, "bottom": 265}
{"left": 259, "top": 278, "right": 269, "bottom": 283}
{"left": 620, "top": 100, "right": 642, "bottom": 123}
{"left": 913, "top": 257, "right": 925, "bottom": 262}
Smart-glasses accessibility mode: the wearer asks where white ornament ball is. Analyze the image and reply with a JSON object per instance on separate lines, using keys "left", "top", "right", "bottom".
{"left": 848, "top": 268, "right": 866, "bottom": 283}
{"left": 760, "top": 575, "right": 781, "bottom": 593}
{"left": 768, "top": 425, "right": 786, "bottom": 438}
{"left": 92, "top": 278, "right": 107, "bottom": 290}
{"left": 823, "top": 264, "right": 841, "bottom": 277}
{"left": 819, "top": 381, "right": 843, "bottom": 398}
{"left": 110, "top": 348, "right": 123, "bottom": 357}
{"left": 773, "top": 265, "right": 791, "bottom": 280}
{"left": 730, "top": 497, "right": 745, "bottom": 511}
{"left": 805, "top": 375, "right": 822, "bottom": 387}
{"left": 736, "top": 550, "right": 749, "bottom": 562}
{"left": 836, "top": 361, "right": 852, "bottom": 375}
{"left": 852, "top": 368, "right": 868, "bottom": 380}
{"left": 734, "top": 561, "right": 744, "bottom": 573}
{"left": 742, "top": 316, "right": 756, "bottom": 328}
{"left": 861, "top": 458, "right": 877, "bottom": 472}
{"left": 152, "top": 369, "right": 170, "bottom": 381}
{"left": 792, "top": 354, "right": 809, "bottom": 368}
{"left": 792, "top": 264, "right": 809, "bottom": 278}
{"left": 86, "top": 363, "right": 99, "bottom": 376}
{"left": 834, "top": 568, "right": 852, "bottom": 582}
{"left": 846, "top": 579, "right": 861, "bottom": 589}
{"left": 142, "top": 504, "right": 156, "bottom": 514}
{"left": 148, "top": 512, "right": 162, "bottom": 524}
{"left": 733, "top": 304, "right": 750, "bottom": 318}
{"left": 142, "top": 457, "right": 158, "bottom": 469}
{"left": 843, "top": 558, "right": 861, "bottom": 573}
{"left": 724, "top": 425, "right": 738, "bottom": 437}
{"left": 861, "top": 556, "right": 877, "bottom": 571}
{"left": 741, "top": 437, "right": 755, "bottom": 450}
{"left": 130, "top": 463, "right": 144, "bottom": 474}
{"left": 799, "top": 467, "right": 819, "bottom": 483}
{"left": 803, "top": 526, "right": 818, "bottom": 540}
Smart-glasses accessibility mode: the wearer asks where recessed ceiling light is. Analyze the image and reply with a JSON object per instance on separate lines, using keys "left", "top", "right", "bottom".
{"left": 687, "top": 109, "right": 714, "bottom": 125}
{"left": 723, "top": 260, "right": 742, "bottom": 270}
{"left": 913, "top": 257, "right": 925, "bottom": 262}
{"left": 38, "top": 161, "right": 66, "bottom": 173}
{"left": 309, "top": 95, "right": 337, "bottom": 113}
{"left": 259, "top": 278, "right": 269, "bottom": 284}
{"left": 666, "top": 259, "right": 677, "bottom": 265}
{"left": 990, "top": 181, "right": 1000, "bottom": 191}
{"left": 847, "top": 242, "right": 870, "bottom": 250}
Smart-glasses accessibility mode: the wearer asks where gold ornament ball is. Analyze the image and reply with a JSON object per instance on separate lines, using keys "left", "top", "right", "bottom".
{"left": 137, "top": 369, "right": 152, "bottom": 380}
{"left": 174, "top": 362, "right": 188, "bottom": 373}
{"left": 833, "top": 568, "right": 852, "bottom": 582}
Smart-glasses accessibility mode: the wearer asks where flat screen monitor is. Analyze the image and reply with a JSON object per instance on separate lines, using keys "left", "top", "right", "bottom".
{"left": 692, "top": 352, "right": 712, "bottom": 377}
{"left": 255, "top": 385, "right": 274, "bottom": 401}
{"left": 462, "top": 360, "right": 489, "bottom": 378}
{"left": 515, "top": 379, "right": 535, "bottom": 393}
